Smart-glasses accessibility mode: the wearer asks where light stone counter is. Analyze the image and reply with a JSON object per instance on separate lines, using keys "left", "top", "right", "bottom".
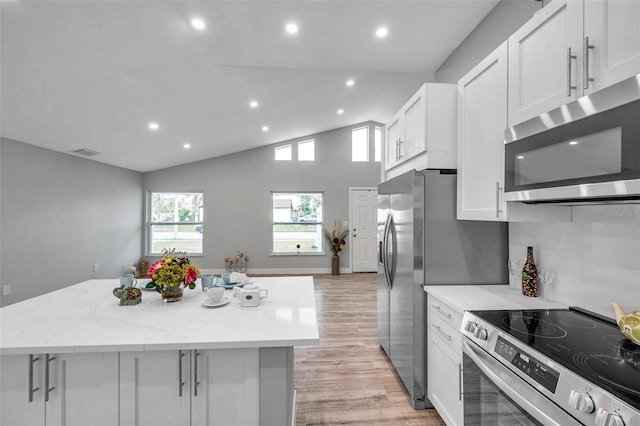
{"left": 0, "top": 276, "right": 319, "bottom": 355}
{"left": 424, "top": 284, "right": 568, "bottom": 312}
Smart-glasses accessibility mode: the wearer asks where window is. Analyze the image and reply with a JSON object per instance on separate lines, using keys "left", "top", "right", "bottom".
{"left": 351, "top": 126, "right": 369, "bottom": 161}
{"left": 298, "top": 139, "right": 315, "bottom": 161}
{"left": 148, "top": 192, "right": 203, "bottom": 255}
{"left": 272, "top": 192, "right": 323, "bottom": 254}
{"left": 274, "top": 144, "right": 292, "bottom": 161}
{"left": 374, "top": 126, "right": 382, "bottom": 162}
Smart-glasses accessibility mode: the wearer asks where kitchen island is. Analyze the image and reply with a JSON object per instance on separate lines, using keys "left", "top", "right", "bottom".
{"left": 0, "top": 276, "right": 319, "bottom": 426}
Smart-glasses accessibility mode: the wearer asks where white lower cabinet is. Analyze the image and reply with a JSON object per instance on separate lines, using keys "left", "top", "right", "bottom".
{"left": 120, "top": 348, "right": 259, "bottom": 426}
{"left": 0, "top": 352, "right": 119, "bottom": 426}
{"left": 427, "top": 295, "right": 463, "bottom": 426}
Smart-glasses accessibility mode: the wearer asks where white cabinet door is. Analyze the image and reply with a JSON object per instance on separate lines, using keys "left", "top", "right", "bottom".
{"left": 191, "top": 349, "right": 259, "bottom": 426}
{"left": 402, "top": 92, "right": 426, "bottom": 161}
{"left": 1, "top": 354, "right": 45, "bottom": 426}
{"left": 1, "top": 353, "right": 119, "bottom": 426}
{"left": 508, "top": 0, "right": 583, "bottom": 127}
{"left": 384, "top": 114, "right": 403, "bottom": 170}
{"left": 120, "top": 351, "right": 191, "bottom": 426}
{"left": 46, "top": 352, "right": 119, "bottom": 426}
{"left": 429, "top": 332, "right": 463, "bottom": 426}
{"left": 457, "top": 42, "right": 509, "bottom": 221}
{"left": 584, "top": 0, "right": 640, "bottom": 94}
{"left": 427, "top": 296, "right": 463, "bottom": 426}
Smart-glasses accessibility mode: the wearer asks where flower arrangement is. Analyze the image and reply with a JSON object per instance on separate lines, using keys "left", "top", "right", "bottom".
{"left": 225, "top": 251, "right": 249, "bottom": 273}
{"left": 323, "top": 223, "right": 348, "bottom": 256}
{"left": 146, "top": 255, "right": 201, "bottom": 293}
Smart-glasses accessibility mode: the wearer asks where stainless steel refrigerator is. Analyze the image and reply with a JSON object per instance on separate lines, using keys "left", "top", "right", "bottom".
{"left": 377, "top": 169, "right": 507, "bottom": 409}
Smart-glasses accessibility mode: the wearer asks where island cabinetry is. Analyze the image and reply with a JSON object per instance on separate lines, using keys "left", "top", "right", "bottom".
{"left": 508, "top": 0, "right": 640, "bottom": 127}
{"left": 0, "top": 352, "right": 119, "bottom": 426}
{"left": 427, "top": 294, "right": 463, "bottom": 426}
{"left": 384, "top": 83, "right": 456, "bottom": 176}
{"left": 119, "top": 348, "right": 259, "bottom": 426}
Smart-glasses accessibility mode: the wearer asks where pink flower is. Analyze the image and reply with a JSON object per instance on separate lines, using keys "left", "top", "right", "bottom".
{"left": 147, "top": 259, "right": 165, "bottom": 278}
{"left": 184, "top": 267, "right": 198, "bottom": 285}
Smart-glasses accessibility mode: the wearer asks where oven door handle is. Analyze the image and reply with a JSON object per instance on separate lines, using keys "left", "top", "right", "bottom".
{"left": 463, "top": 339, "right": 581, "bottom": 426}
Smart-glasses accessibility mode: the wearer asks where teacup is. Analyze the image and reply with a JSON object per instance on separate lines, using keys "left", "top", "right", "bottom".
{"left": 221, "top": 273, "right": 232, "bottom": 284}
{"left": 120, "top": 274, "right": 137, "bottom": 288}
{"left": 205, "top": 287, "right": 225, "bottom": 303}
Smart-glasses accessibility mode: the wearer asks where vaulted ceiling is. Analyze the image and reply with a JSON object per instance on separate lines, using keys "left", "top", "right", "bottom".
{"left": 1, "top": 0, "right": 499, "bottom": 172}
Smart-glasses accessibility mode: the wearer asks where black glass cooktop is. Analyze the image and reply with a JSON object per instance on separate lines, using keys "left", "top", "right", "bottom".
{"left": 472, "top": 308, "right": 640, "bottom": 411}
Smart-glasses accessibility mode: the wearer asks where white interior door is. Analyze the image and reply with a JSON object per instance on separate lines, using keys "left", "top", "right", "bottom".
{"left": 350, "top": 188, "right": 378, "bottom": 272}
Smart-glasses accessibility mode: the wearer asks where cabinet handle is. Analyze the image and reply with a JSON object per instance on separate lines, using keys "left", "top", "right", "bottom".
{"left": 395, "top": 139, "right": 400, "bottom": 161}
{"left": 28, "top": 354, "right": 40, "bottom": 402}
{"left": 583, "top": 37, "right": 595, "bottom": 90}
{"left": 397, "top": 138, "right": 403, "bottom": 160}
{"left": 431, "top": 304, "right": 452, "bottom": 319}
{"left": 193, "top": 351, "right": 200, "bottom": 397}
{"left": 433, "top": 325, "right": 452, "bottom": 341}
{"left": 566, "top": 47, "right": 577, "bottom": 97}
{"left": 45, "top": 354, "right": 55, "bottom": 402}
{"left": 458, "top": 363, "right": 463, "bottom": 401}
{"left": 495, "top": 181, "right": 503, "bottom": 218}
{"left": 178, "top": 350, "right": 185, "bottom": 397}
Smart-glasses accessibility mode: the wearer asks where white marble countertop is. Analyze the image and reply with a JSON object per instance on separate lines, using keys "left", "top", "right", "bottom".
{"left": 424, "top": 284, "right": 568, "bottom": 312}
{"left": 0, "top": 276, "right": 319, "bottom": 355}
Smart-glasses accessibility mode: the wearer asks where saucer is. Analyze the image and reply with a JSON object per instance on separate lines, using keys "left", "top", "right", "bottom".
{"left": 202, "top": 297, "right": 230, "bottom": 308}
{"left": 216, "top": 280, "right": 252, "bottom": 289}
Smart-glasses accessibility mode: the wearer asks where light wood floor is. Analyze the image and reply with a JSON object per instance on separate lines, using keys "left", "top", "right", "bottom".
{"left": 294, "top": 273, "right": 446, "bottom": 426}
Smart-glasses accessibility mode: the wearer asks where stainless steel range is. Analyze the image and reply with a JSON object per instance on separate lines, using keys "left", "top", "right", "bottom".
{"left": 460, "top": 308, "right": 640, "bottom": 426}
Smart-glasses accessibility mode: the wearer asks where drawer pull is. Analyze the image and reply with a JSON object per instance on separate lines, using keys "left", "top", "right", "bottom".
{"left": 432, "top": 304, "right": 451, "bottom": 319}
{"left": 433, "top": 325, "right": 452, "bottom": 341}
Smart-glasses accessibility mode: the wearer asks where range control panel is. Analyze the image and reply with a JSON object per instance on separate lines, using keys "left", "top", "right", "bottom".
{"left": 494, "top": 336, "right": 560, "bottom": 394}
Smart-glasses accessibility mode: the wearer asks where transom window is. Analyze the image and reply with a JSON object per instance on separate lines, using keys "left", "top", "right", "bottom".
{"left": 148, "top": 191, "right": 203, "bottom": 255}
{"left": 274, "top": 144, "right": 292, "bottom": 161}
{"left": 272, "top": 192, "right": 323, "bottom": 254}
{"left": 298, "top": 139, "right": 315, "bottom": 161}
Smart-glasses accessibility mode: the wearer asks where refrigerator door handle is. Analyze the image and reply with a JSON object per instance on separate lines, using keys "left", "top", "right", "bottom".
{"left": 387, "top": 214, "right": 397, "bottom": 288}
{"left": 382, "top": 214, "right": 392, "bottom": 288}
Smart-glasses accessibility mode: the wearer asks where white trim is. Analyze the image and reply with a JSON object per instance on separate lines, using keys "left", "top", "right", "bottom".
{"left": 198, "top": 267, "right": 354, "bottom": 275}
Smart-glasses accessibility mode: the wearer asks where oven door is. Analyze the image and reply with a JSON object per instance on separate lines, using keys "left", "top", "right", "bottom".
{"left": 462, "top": 339, "right": 582, "bottom": 426}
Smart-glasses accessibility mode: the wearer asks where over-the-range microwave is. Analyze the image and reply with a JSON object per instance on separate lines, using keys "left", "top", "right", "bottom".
{"left": 504, "top": 73, "right": 640, "bottom": 204}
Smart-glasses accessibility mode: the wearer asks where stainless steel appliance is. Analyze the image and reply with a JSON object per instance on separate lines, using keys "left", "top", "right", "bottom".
{"left": 504, "top": 73, "right": 640, "bottom": 204}
{"left": 377, "top": 169, "right": 507, "bottom": 409}
{"left": 461, "top": 308, "right": 640, "bottom": 425}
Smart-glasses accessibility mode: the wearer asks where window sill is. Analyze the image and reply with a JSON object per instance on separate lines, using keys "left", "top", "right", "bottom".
{"left": 269, "top": 252, "right": 325, "bottom": 257}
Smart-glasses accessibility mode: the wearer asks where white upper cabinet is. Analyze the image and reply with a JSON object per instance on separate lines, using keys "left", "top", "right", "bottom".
{"left": 583, "top": 0, "right": 640, "bottom": 94}
{"left": 384, "top": 83, "right": 456, "bottom": 176}
{"left": 508, "top": 0, "right": 583, "bottom": 127}
{"left": 508, "top": 0, "right": 640, "bottom": 127}
{"left": 457, "top": 42, "right": 509, "bottom": 221}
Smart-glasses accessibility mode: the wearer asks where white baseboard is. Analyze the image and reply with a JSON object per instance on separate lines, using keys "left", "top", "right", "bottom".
{"left": 199, "top": 267, "right": 353, "bottom": 275}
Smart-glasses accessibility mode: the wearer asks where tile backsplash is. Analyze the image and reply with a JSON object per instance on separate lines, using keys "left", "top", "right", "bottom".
{"left": 509, "top": 204, "right": 640, "bottom": 319}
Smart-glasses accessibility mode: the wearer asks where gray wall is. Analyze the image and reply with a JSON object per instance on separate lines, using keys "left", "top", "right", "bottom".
{"left": 0, "top": 138, "right": 143, "bottom": 306}
{"left": 143, "top": 122, "right": 381, "bottom": 273}
{"left": 435, "top": 0, "right": 540, "bottom": 83}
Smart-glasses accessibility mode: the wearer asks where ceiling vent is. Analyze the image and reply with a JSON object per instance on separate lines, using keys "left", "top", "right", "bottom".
{"left": 69, "top": 148, "right": 101, "bottom": 157}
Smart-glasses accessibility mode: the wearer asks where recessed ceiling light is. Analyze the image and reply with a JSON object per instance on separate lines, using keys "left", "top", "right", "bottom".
{"left": 286, "top": 23, "right": 299, "bottom": 34}
{"left": 183, "top": 143, "right": 191, "bottom": 149}
{"left": 569, "top": 141, "right": 579, "bottom": 145}
{"left": 250, "top": 100, "right": 259, "bottom": 108}
{"left": 262, "top": 126, "right": 269, "bottom": 132}
{"left": 191, "top": 18, "right": 206, "bottom": 30}
{"left": 517, "top": 155, "right": 524, "bottom": 159}
{"left": 346, "top": 79, "right": 355, "bottom": 87}
{"left": 337, "top": 109, "right": 344, "bottom": 115}
{"left": 376, "top": 27, "right": 388, "bottom": 38}
{"left": 148, "top": 122, "right": 159, "bottom": 131}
